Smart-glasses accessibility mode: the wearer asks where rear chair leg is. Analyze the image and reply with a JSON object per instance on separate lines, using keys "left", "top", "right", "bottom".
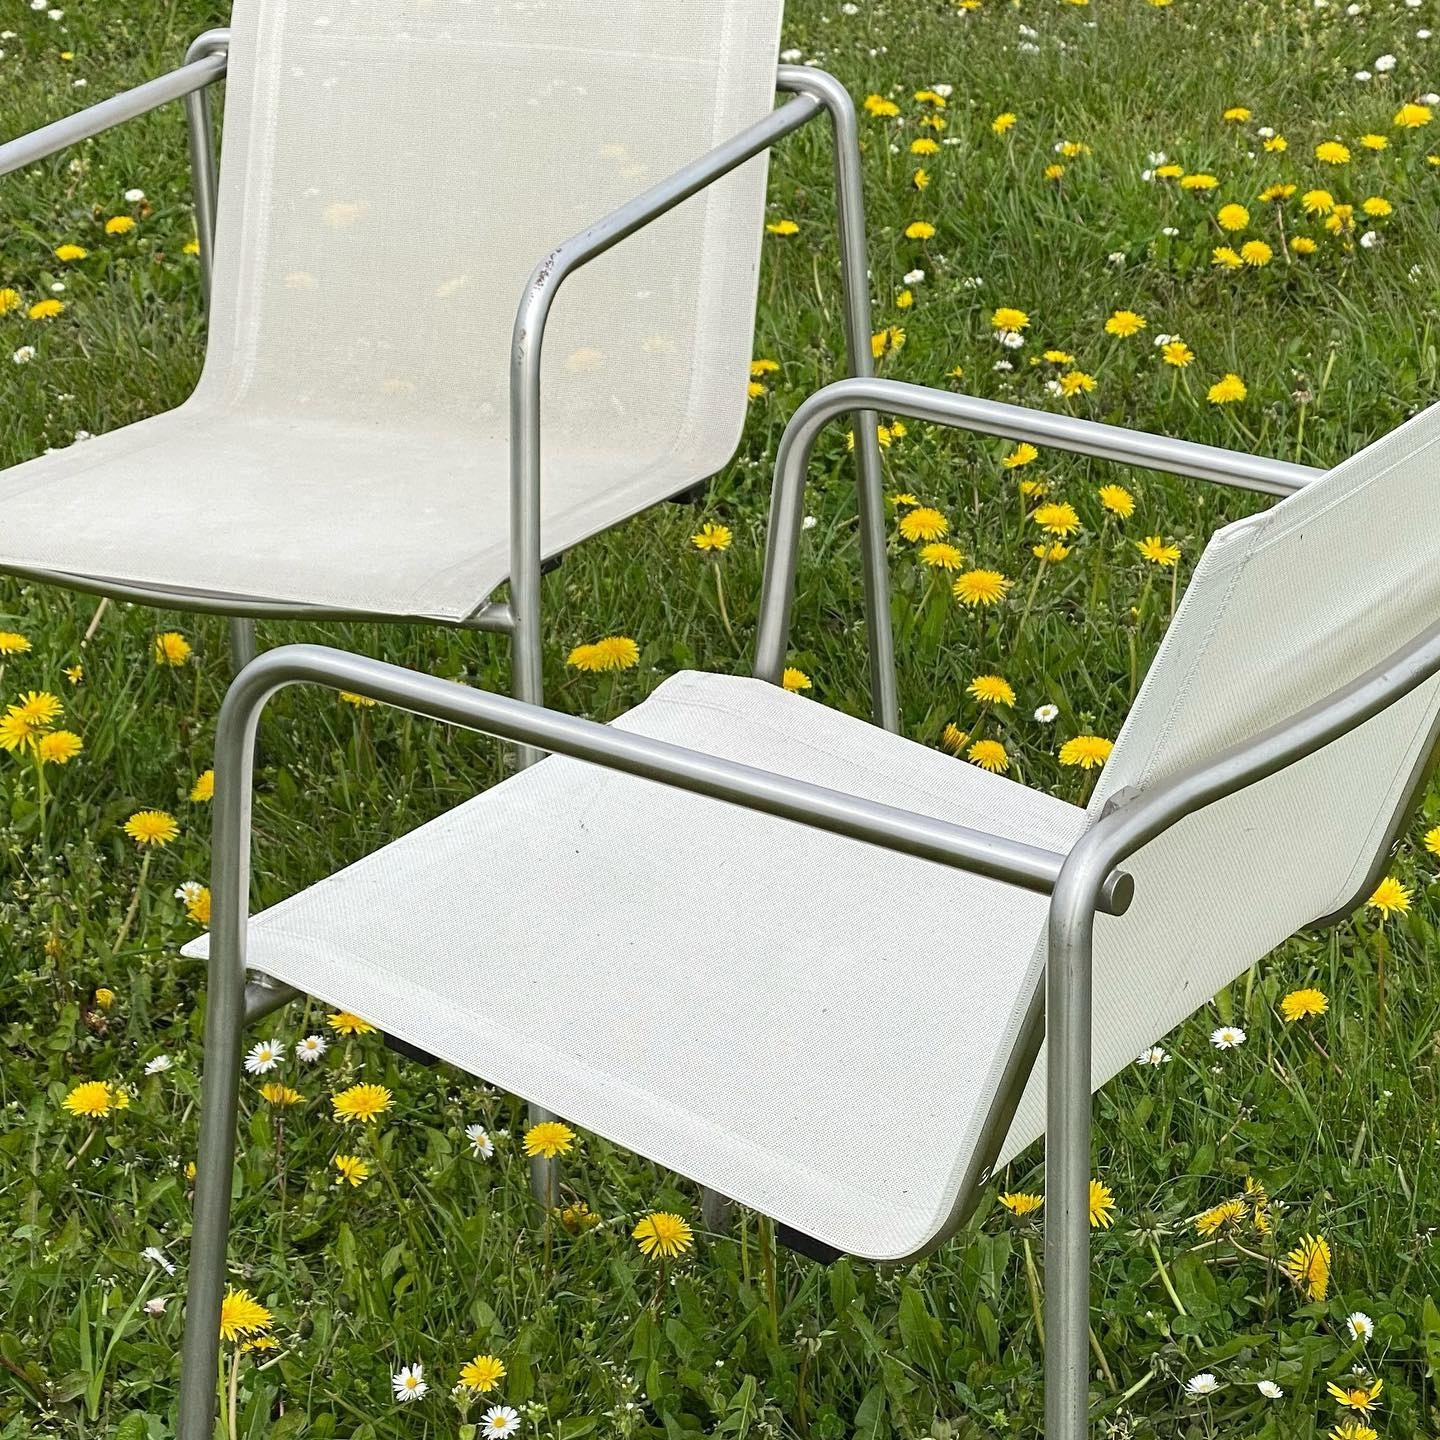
{"left": 228, "top": 619, "right": 257, "bottom": 673}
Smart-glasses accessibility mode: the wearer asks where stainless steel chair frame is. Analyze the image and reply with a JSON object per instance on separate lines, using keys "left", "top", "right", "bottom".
{"left": 179, "top": 376, "right": 1436, "bottom": 1440}
{"left": 0, "top": 32, "right": 896, "bottom": 1200}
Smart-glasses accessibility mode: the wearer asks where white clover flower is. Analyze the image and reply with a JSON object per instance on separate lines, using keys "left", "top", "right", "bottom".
{"left": 1153, "top": 333, "right": 1173, "bottom": 346}
{"left": 12, "top": 346, "right": 35, "bottom": 364}
{"left": 1162, "top": 226, "right": 1180, "bottom": 237}
{"left": 1136, "top": 1046, "right": 1170, "bottom": 1066}
{"left": 1108, "top": 250, "right": 1127, "bottom": 265}
{"left": 993, "top": 359, "right": 1014, "bottom": 372}
{"left": 1044, "top": 379, "right": 1065, "bottom": 397}
{"left": 124, "top": 187, "right": 145, "bottom": 202}
{"left": 1186, "top": 1374, "right": 1220, "bottom": 1397}
{"left": 1018, "top": 23, "right": 1038, "bottom": 37}
{"left": 1417, "top": 27, "right": 1432, "bottom": 36}
{"left": 1147, "top": 150, "right": 1168, "bottom": 165}
{"left": 392, "top": 1365, "right": 427, "bottom": 1402}
{"left": 1360, "top": 229, "right": 1380, "bottom": 248}
{"left": 1018, "top": 41, "right": 1039, "bottom": 53}
{"left": 295, "top": 1034, "right": 328, "bottom": 1063}
{"left": 840, "top": 3, "right": 858, "bottom": 13}
{"left": 1355, "top": 70, "right": 1372, "bottom": 81}
{"left": 142, "top": 1245, "right": 176, "bottom": 1274}
{"left": 903, "top": 267, "right": 925, "bottom": 285}
{"left": 1423, "top": 91, "right": 1440, "bottom": 103}
{"left": 1211, "top": 1026, "right": 1246, "bottom": 1049}
{"left": 1258, "top": 126, "right": 1276, "bottom": 138}
{"left": 466, "top": 1123, "right": 495, "bottom": 1159}
{"left": 144, "top": 1296, "right": 168, "bottom": 1316}
{"left": 779, "top": 47, "right": 802, "bottom": 62}
{"left": 244, "top": 1038, "right": 283, "bottom": 1074}
{"left": 931, "top": 82, "right": 953, "bottom": 96}
{"left": 802, "top": 514, "right": 818, "bottom": 530}
{"left": 1347, "top": 1311, "right": 1375, "bottom": 1341}
{"left": 144, "top": 1055, "right": 173, "bottom": 1075}
{"left": 1034, "top": 704, "right": 1059, "bottom": 723}
{"left": 1375, "top": 53, "right": 1396, "bottom": 72}
{"left": 50, "top": 282, "right": 65, "bottom": 293}
{"left": 1258, "top": 1380, "right": 1284, "bottom": 1399}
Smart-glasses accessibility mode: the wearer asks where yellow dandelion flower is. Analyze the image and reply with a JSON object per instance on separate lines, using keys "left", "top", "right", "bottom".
{"left": 1259, "top": 183, "right": 1296, "bottom": 202}
{"left": 1222, "top": 106, "right": 1252, "bottom": 123}
{"left": 1104, "top": 309, "right": 1146, "bottom": 338}
{"left": 1207, "top": 373, "right": 1247, "bottom": 405}
{"left": 1394, "top": 102, "right": 1433, "bottom": 129}
{"left": 328, "top": 1011, "right": 376, "bottom": 1035}
{"left": 339, "top": 690, "right": 377, "bottom": 708}
{"left": 55, "top": 243, "right": 88, "bottom": 262}
{"left": 1360, "top": 133, "right": 1388, "bottom": 151}
{"left": 1033, "top": 502, "right": 1081, "bottom": 537}
{"left": 871, "top": 324, "right": 906, "bottom": 359}
{"left": 154, "top": 631, "right": 192, "bottom": 667}
{"left": 459, "top": 1355, "right": 507, "bottom": 1392}
{"left": 1292, "top": 235, "right": 1318, "bottom": 255}
{"left": 105, "top": 215, "right": 136, "bottom": 235}
{"left": 782, "top": 667, "right": 812, "bottom": 693}
{"left": 1366, "top": 876, "right": 1410, "bottom": 918}
{"left": 911, "top": 137, "right": 940, "bottom": 156}
{"left": 1362, "top": 196, "right": 1392, "bottom": 217}
{"left": 633, "top": 1210, "right": 695, "bottom": 1259}
{"left": 218, "top": 1288, "right": 272, "bottom": 1342}
{"left": 1043, "top": 349, "right": 1075, "bottom": 364}
{"left": 523, "top": 1119, "right": 576, "bottom": 1158}
{"left": 1332, "top": 1424, "right": 1378, "bottom": 1440}
{"left": 1327, "top": 1379, "right": 1382, "bottom": 1414}
{"left": 1246, "top": 1177, "right": 1272, "bottom": 1234}
{"left": 1033, "top": 542, "right": 1071, "bottom": 563}
{"left": 1097, "top": 484, "right": 1134, "bottom": 518}
{"left": 0, "top": 631, "right": 30, "bottom": 655}
{"left": 1000, "top": 1191, "right": 1043, "bottom": 1216}
{"left": 0, "top": 288, "right": 21, "bottom": 315}
{"left": 1195, "top": 1197, "right": 1247, "bottom": 1236}
{"left": 184, "top": 886, "right": 211, "bottom": 925}
{"left": 967, "top": 739, "right": 1009, "bottom": 773}
{"left": 1217, "top": 203, "right": 1250, "bottom": 232}
{"left": 567, "top": 636, "right": 639, "bottom": 672}
{"left": 750, "top": 357, "right": 779, "bottom": 377}
{"left": 1059, "top": 370, "right": 1096, "bottom": 396}
{"left": 898, "top": 506, "right": 948, "bottom": 542}
{"left": 63, "top": 1080, "right": 114, "bottom": 1118}
{"left": 36, "top": 729, "right": 83, "bottom": 765}
{"left": 1045, "top": 163, "right": 1065, "bottom": 180}
{"left": 1089, "top": 1179, "right": 1117, "bottom": 1228}
{"left": 691, "top": 523, "right": 732, "bottom": 553}
{"left": 1263, "top": 134, "right": 1289, "bottom": 152}
{"left": 919, "top": 542, "right": 963, "bottom": 570}
{"left": 1280, "top": 987, "right": 1328, "bottom": 1022}
{"left": 991, "top": 112, "right": 1017, "bottom": 135}
{"left": 765, "top": 219, "right": 799, "bottom": 236}
{"left": 1241, "top": 240, "right": 1273, "bottom": 266}
{"left": 1180, "top": 173, "right": 1219, "bottom": 191}
{"left": 259, "top": 1082, "right": 302, "bottom": 1106}
{"left": 1153, "top": 164, "right": 1184, "bottom": 180}
{"left": 990, "top": 306, "right": 1030, "bottom": 332}
{"left": 190, "top": 769, "right": 215, "bottom": 802}
{"left": 1137, "top": 535, "right": 1181, "bottom": 567}
{"left": 1424, "top": 823, "right": 1440, "bottom": 856}
{"left": 896, "top": 286, "right": 915, "bottom": 307}
{"left": 953, "top": 569, "right": 1012, "bottom": 607}
{"left": 863, "top": 94, "right": 900, "bottom": 118}
{"left": 904, "top": 221, "right": 936, "bottom": 240}
{"left": 1059, "top": 735, "right": 1113, "bottom": 769}
{"left": 1302, "top": 188, "right": 1335, "bottom": 216}
{"left": 968, "top": 674, "right": 1016, "bottom": 707}
{"left": 331, "top": 1083, "right": 392, "bottom": 1124}
{"left": 94, "top": 987, "right": 115, "bottom": 1010}
{"left": 1284, "top": 1232, "right": 1331, "bottom": 1301}
{"left": 747, "top": 380, "right": 766, "bottom": 400}
{"left": 333, "top": 1153, "right": 370, "bottom": 1186}
{"left": 28, "top": 298, "right": 64, "bottom": 320}
{"left": 941, "top": 723, "right": 968, "bottom": 754}
{"left": 1212, "top": 245, "right": 1243, "bottom": 269}
{"left": 124, "top": 810, "right": 178, "bottom": 847}
{"left": 1002, "top": 442, "right": 1039, "bottom": 469}
{"left": 1315, "top": 140, "right": 1351, "bottom": 165}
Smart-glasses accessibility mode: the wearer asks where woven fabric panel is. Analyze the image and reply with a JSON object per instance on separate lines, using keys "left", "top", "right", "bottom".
{"left": 998, "top": 401, "right": 1440, "bottom": 1165}
{"left": 187, "top": 673, "right": 1084, "bottom": 1260}
{"left": 0, "top": 0, "right": 783, "bottom": 619}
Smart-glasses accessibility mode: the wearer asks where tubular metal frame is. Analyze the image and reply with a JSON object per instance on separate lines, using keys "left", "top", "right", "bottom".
{"left": 0, "top": 39, "right": 893, "bottom": 1201}
{"left": 177, "top": 377, "right": 1415, "bottom": 1440}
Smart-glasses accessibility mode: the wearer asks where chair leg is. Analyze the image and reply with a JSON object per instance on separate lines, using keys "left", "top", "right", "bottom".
{"left": 177, "top": 965, "right": 247, "bottom": 1439}
{"left": 228, "top": 618, "right": 257, "bottom": 673}
{"left": 1044, "top": 873, "right": 1097, "bottom": 1440}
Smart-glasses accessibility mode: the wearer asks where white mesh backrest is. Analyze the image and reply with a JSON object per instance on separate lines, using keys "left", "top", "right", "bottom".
{"left": 195, "top": 0, "right": 784, "bottom": 472}
{"left": 1000, "top": 401, "right": 1440, "bottom": 1162}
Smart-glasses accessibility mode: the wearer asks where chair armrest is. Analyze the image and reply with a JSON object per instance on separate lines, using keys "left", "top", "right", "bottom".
{"left": 206, "top": 642, "right": 1134, "bottom": 932}
{"left": 753, "top": 376, "right": 1326, "bottom": 685}
{"left": 0, "top": 45, "right": 227, "bottom": 177}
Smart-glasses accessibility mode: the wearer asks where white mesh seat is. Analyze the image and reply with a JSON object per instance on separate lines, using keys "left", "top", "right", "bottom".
{"left": 187, "top": 399, "right": 1440, "bottom": 1261}
{"left": 0, "top": 0, "right": 788, "bottom": 622}
{"left": 187, "top": 671, "right": 1086, "bottom": 1261}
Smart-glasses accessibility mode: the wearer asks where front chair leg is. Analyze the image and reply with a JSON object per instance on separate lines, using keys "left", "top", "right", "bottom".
{"left": 177, "top": 961, "right": 247, "bottom": 1439}
{"left": 1045, "top": 859, "right": 1100, "bottom": 1440}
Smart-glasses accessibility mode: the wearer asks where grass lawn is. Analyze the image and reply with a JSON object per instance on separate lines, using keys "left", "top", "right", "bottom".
{"left": 3, "top": 0, "right": 1440, "bottom": 1436}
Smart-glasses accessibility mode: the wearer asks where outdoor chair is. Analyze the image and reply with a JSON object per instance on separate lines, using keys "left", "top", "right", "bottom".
{"left": 177, "top": 373, "right": 1440, "bottom": 1440}
{"left": 0, "top": 0, "right": 898, "bottom": 1198}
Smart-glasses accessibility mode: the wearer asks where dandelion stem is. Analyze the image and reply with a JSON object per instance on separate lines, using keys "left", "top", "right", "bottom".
{"left": 227, "top": 1347, "right": 240, "bottom": 1440}
{"left": 114, "top": 849, "right": 153, "bottom": 954}
{"left": 758, "top": 1214, "right": 779, "bottom": 1348}
{"left": 1090, "top": 1325, "right": 1118, "bottom": 1392}
{"left": 712, "top": 561, "right": 738, "bottom": 651}
{"left": 1021, "top": 1235, "right": 1045, "bottom": 1346}
{"left": 1148, "top": 1236, "right": 1188, "bottom": 1316}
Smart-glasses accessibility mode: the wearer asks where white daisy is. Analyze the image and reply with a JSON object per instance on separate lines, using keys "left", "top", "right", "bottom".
{"left": 392, "top": 1364, "right": 426, "bottom": 1402}
{"left": 1210, "top": 1026, "right": 1246, "bottom": 1049}
{"left": 244, "top": 1038, "right": 283, "bottom": 1074}
{"left": 175, "top": 880, "right": 205, "bottom": 906}
{"left": 1136, "top": 1046, "right": 1170, "bottom": 1067}
{"left": 295, "top": 1034, "right": 328, "bottom": 1064}
{"left": 482, "top": 1406, "right": 522, "bottom": 1437}
{"left": 1185, "top": 1373, "right": 1220, "bottom": 1397}
{"left": 12, "top": 346, "right": 35, "bottom": 365}
{"left": 1347, "top": 1311, "right": 1375, "bottom": 1341}
{"left": 141, "top": 1245, "right": 176, "bottom": 1274}
{"left": 1034, "top": 704, "right": 1059, "bottom": 723}
{"left": 1258, "top": 1380, "right": 1284, "bottom": 1399}
{"left": 144, "top": 1055, "right": 173, "bottom": 1075}
{"left": 466, "top": 1124, "right": 495, "bottom": 1159}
